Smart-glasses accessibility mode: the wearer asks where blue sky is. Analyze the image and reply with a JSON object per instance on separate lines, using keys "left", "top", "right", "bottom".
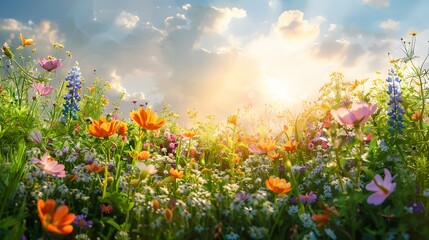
{"left": 1, "top": 0, "right": 428, "bottom": 121}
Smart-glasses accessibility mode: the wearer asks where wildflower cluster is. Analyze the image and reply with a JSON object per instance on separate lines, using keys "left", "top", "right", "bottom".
{"left": 0, "top": 32, "right": 428, "bottom": 240}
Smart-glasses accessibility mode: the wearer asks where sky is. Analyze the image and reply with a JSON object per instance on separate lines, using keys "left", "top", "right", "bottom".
{"left": 1, "top": 0, "right": 428, "bottom": 123}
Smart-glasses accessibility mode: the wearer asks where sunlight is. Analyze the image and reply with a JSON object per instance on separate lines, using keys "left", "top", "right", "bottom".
{"left": 263, "top": 76, "right": 307, "bottom": 103}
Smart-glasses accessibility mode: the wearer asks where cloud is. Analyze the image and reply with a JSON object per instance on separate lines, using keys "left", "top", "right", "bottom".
{"left": 0, "top": 18, "right": 63, "bottom": 50}
{"left": 311, "top": 39, "right": 366, "bottom": 66}
{"left": 0, "top": 18, "right": 26, "bottom": 31}
{"left": 164, "top": 14, "right": 188, "bottom": 31}
{"left": 379, "top": 19, "right": 400, "bottom": 31}
{"left": 272, "top": 10, "right": 320, "bottom": 42}
{"left": 115, "top": 11, "right": 140, "bottom": 29}
{"left": 184, "top": 5, "right": 246, "bottom": 34}
{"left": 363, "top": 0, "right": 389, "bottom": 8}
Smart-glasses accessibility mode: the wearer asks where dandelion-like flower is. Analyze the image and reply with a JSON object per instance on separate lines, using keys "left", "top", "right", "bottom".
{"left": 37, "top": 199, "right": 75, "bottom": 235}
{"left": 365, "top": 168, "right": 396, "bottom": 205}
{"left": 62, "top": 65, "right": 82, "bottom": 120}
{"left": 386, "top": 69, "right": 405, "bottom": 134}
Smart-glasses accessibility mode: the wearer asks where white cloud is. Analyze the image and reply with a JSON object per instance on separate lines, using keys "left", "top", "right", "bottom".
{"left": 272, "top": 10, "right": 320, "bottom": 42}
{"left": 208, "top": 7, "right": 246, "bottom": 33}
{"left": 164, "top": 14, "right": 187, "bottom": 31}
{"left": 0, "top": 19, "right": 24, "bottom": 31}
{"left": 115, "top": 11, "right": 140, "bottom": 29}
{"left": 363, "top": 0, "right": 389, "bottom": 8}
{"left": 328, "top": 23, "right": 337, "bottom": 32}
{"left": 379, "top": 19, "right": 400, "bottom": 31}
{"left": 182, "top": 3, "right": 191, "bottom": 11}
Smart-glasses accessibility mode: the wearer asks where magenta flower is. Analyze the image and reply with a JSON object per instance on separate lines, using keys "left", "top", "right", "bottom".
{"left": 38, "top": 57, "right": 62, "bottom": 71}
{"left": 33, "top": 82, "right": 54, "bottom": 96}
{"left": 365, "top": 168, "right": 396, "bottom": 205}
{"left": 31, "top": 152, "right": 66, "bottom": 177}
{"left": 330, "top": 102, "right": 378, "bottom": 126}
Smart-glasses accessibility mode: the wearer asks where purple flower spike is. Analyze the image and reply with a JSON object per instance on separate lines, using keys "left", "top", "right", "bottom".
{"left": 365, "top": 168, "right": 396, "bottom": 205}
{"left": 38, "top": 57, "right": 62, "bottom": 71}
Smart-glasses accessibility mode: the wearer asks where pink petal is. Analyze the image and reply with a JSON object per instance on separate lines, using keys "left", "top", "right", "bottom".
{"left": 367, "top": 192, "right": 388, "bottom": 205}
{"left": 365, "top": 180, "right": 379, "bottom": 192}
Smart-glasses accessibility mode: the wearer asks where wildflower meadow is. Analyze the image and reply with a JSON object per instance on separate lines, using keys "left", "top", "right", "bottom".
{"left": 0, "top": 32, "right": 428, "bottom": 240}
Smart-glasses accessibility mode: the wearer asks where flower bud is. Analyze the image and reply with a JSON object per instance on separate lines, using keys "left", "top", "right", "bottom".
{"left": 164, "top": 208, "right": 173, "bottom": 221}
{"left": 2, "top": 42, "right": 14, "bottom": 59}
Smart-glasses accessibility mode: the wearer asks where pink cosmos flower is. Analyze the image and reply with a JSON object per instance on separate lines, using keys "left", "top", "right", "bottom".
{"left": 365, "top": 168, "right": 396, "bottom": 205}
{"left": 330, "top": 102, "right": 378, "bottom": 126}
{"left": 38, "top": 57, "right": 62, "bottom": 72}
{"left": 31, "top": 152, "right": 66, "bottom": 177}
{"left": 33, "top": 82, "right": 54, "bottom": 96}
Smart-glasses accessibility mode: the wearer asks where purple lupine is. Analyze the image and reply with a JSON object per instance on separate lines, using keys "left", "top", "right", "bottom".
{"left": 62, "top": 65, "right": 82, "bottom": 120}
{"left": 386, "top": 69, "right": 405, "bottom": 134}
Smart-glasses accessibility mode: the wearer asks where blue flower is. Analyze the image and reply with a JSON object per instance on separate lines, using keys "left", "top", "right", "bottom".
{"left": 386, "top": 69, "right": 405, "bottom": 134}
{"left": 62, "top": 65, "right": 82, "bottom": 120}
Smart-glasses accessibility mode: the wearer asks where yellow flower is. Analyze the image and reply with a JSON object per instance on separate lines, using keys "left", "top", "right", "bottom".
{"left": 130, "top": 107, "right": 165, "bottom": 131}
{"left": 88, "top": 86, "right": 95, "bottom": 94}
{"left": 101, "top": 96, "right": 109, "bottom": 106}
{"left": 37, "top": 199, "right": 75, "bottom": 235}
{"left": 227, "top": 115, "right": 238, "bottom": 125}
{"left": 20, "top": 33, "right": 35, "bottom": 46}
{"left": 265, "top": 176, "right": 292, "bottom": 196}
{"left": 408, "top": 31, "right": 417, "bottom": 36}
{"left": 87, "top": 116, "right": 119, "bottom": 138}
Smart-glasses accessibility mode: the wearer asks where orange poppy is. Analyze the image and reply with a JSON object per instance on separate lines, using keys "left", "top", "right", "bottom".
{"left": 169, "top": 168, "right": 184, "bottom": 179}
{"left": 117, "top": 122, "right": 128, "bottom": 137}
{"left": 130, "top": 107, "right": 165, "bottom": 131}
{"left": 20, "top": 33, "right": 35, "bottom": 46}
{"left": 37, "top": 199, "right": 75, "bottom": 235}
{"left": 130, "top": 150, "right": 151, "bottom": 160}
{"left": 311, "top": 204, "right": 339, "bottom": 227}
{"left": 265, "top": 176, "right": 292, "bottom": 196}
{"left": 283, "top": 139, "right": 298, "bottom": 152}
{"left": 87, "top": 116, "right": 119, "bottom": 138}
